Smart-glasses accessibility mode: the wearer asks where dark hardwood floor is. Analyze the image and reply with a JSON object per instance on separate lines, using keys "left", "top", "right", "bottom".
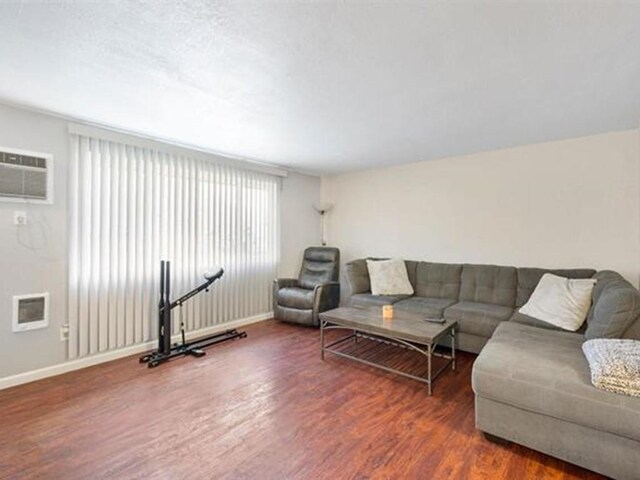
{"left": 0, "top": 320, "right": 605, "bottom": 480}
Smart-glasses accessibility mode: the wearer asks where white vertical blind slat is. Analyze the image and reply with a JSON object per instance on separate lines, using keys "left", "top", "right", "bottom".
{"left": 189, "top": 157, "right": 197, "bottom": 331}
{"left": 252, "top": 173, "right": 258, "bottom": 313}
{"left": 240, "top": 170, "right": 247, "bottom": 318}
{"left": 214, "top": 164, "right": 222, "bottom": 325}
{"left": 199, "top": 161, "right": 207, "bottom": 329}
{"left": 89, "top": 138, "right": 101, "bottom": 355}
{"left": 124, "top": 145, "right": 135, "bottom": 346}
{"left": 115, "top": 142, "right": 126, "bottom": 348}
{"left": 98, "top": 139, "right": 110, "bottom": 352}
{"left": 221, "top": 166, "right": 229, "bottom": 323}
{"left": 68, "top": 134, "right": 279, "bottom": 358}
{"left": 68, "top": 135, "right": 80, "bottom": 359}
{"left": 78, "top": 136, "right": 91, "bottom": 357}
{"left": 133, "top": 147, "right": 143, "bottom": 344}
{"left": 141, "top": 149, "right": 153, "bottom": 342}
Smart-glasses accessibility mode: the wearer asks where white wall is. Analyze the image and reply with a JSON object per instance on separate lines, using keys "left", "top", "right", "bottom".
{"left": 0, "top": 103, "right": 320, "bottom": 379}
{"left": 279, "top": 172, "right": 322, "bottom": 278}
{"left": 322, "top": 130, "right": 640, "bottom": 286}
{"left": 0, "top": 103, "right": 69, "bottom": 378}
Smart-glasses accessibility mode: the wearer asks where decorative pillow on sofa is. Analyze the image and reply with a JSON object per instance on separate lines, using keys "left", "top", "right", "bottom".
{"left": 518, "top": 273, "right": 596, "bottom": 331}
{"left": 582, "top": 339, "right": 640, "bottom": 397}
{"left": 366, "top": 258, "right": 414, "bottom": 296}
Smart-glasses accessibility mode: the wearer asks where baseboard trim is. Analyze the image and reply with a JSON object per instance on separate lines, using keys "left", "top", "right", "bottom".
{"left": 0, "top": 313, "right": 272, "bottom": 391}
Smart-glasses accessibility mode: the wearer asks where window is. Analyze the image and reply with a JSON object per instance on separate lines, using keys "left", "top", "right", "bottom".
{"left": 68, "top": 135, "right": 279, "bottom": 358}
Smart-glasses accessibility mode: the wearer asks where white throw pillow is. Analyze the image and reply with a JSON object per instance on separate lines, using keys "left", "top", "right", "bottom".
{"left": 519, "top": 273, "right": 597, "bottom": 331}
{"left": 366, "top": 258, "right": 414, "bottom": 296}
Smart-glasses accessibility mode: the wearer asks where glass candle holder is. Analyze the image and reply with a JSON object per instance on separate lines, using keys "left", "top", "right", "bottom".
{"left": 382, "top": 304, "right": 394, "bottom": 319}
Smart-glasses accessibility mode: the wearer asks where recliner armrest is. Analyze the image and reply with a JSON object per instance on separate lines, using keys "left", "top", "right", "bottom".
{"left": 314, "top": 281, "right": 341, "bottom": 313}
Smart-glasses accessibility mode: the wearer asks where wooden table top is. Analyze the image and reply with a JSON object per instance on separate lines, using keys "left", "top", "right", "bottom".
{"left": 319, "top": 306, "right": 457, "bottom": 345}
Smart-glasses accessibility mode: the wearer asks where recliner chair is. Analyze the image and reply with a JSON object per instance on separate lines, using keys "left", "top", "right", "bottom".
{"left": 273, "top": 247, "right": 340, "bottom": 327}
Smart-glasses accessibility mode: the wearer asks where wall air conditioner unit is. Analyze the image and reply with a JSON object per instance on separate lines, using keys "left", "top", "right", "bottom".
{"left": 0, "top": 147, "right": 53, "bottom": 204}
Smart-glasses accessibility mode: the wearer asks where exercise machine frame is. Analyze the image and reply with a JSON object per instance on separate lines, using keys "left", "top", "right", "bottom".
{"left": 140, "top": 260, "right": 246, "bottom": 368}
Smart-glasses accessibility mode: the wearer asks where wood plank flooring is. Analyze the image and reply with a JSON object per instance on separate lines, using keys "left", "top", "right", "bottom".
{"left": 0, "top": 320, "right": 606, "bottom": 479}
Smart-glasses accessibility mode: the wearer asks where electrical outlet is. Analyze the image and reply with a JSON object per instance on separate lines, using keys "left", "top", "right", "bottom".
{"left": 60, "top": 324, "right": 69, "bottom": 342}
{"left": 14, "top": 211, "right": 27, "bottom": 226}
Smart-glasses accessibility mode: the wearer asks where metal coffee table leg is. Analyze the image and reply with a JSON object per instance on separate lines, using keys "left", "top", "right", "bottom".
{"left": 451, "top": 328, "right": 456, "bottom": 371}
{"left": 320, "top": 319, "right": 325, "bottom": 360}
{"left": 427, "top": 344, "right": 432, "bottom": 396}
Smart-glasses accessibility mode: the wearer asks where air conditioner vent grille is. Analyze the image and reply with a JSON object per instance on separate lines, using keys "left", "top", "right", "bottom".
{"left": 0, "top": 148, "right": 52, "bottom": 203}
{"left": 0, "top": 152, "right": 47, "bottom": 169}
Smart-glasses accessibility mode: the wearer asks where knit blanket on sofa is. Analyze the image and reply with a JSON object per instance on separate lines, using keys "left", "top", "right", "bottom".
{"left": 583, "top": 339, "right": 640, "bottom": 398}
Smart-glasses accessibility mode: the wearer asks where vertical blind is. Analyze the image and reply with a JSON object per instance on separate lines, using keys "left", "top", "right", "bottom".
{"left": 68, "top": 134, "right": 280, "bottom": 359}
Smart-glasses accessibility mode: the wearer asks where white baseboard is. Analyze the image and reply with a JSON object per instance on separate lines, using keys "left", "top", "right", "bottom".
{"left": 0, "top": 313, "right": 272, "bottom": 391}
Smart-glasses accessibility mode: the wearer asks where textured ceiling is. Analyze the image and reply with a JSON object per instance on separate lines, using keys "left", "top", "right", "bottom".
{"left": 0, "top": 1, "right": 639, "bottom": 174}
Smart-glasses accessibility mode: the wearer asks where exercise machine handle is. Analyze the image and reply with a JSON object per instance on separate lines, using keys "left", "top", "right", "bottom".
{"left": 204, "top": 267, "right": 224, "bottom": 282}
{"left": 167, "top": 268, "right": 225, "bottom": 310}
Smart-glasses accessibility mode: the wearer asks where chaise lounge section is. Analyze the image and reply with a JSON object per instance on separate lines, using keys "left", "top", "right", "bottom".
{"left": 473, "top": 321, "right": 640, "bottom": 480}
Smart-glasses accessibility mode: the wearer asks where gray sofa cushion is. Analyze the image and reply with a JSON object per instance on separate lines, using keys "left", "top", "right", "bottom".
{"left": 509, "top": 311, "right": 565, "bottom": 331}
{"left": 459, "top": 264, "right": 517, "bottom": 307}
{"left": 444, "top": 301, "right": 513, "bottom": 338}
{"left": 472, "top": 322, "right": 640, "bottom": 443}
{"left": 510, "top": 311, "right": 589, "bottom": 333}
{"left": 394, "top": 297, "right": 456, "bottom": 318}
{"left": 592, "top": 270, "right": 626, "bottom": 294}
{"left": 587, "top": 270, "right": 640, "bottom": 340}
{"left": 415, "top": 262, "right": 462, "bottom": 300}
{"left": 277, "top": 287, "right": 315, "bottom": 309}
{"left": 516, "top": 267, "right": 596, "bottom": 307}
{"left": 348, "top": 293, "right": 410, "bottom": 307}
{"left": 344, "top": 259, "right": 370, "bottom": 294}
{"left": 405, "top": 260, "right": 418, "bottom": 291}
{"left": 585, "top": 274, "right": 640, "bottom": 340}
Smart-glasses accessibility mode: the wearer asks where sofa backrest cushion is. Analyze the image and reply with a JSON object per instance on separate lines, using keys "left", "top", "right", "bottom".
{"left": 298, "top": 247, "right": 340, "bottom": 289}
{"left": 405, "top": 260, "right": 418, "bottom": 292}
{"left": 460, "top": 264, "right": 517, "bottom": 307}
{"left": 588, "top": 270, "right": 626, "bottom": 316}
{"left": 589, "top": 270, "right": 626, "bottom": 300}
{"left": 415, "top": 262, "right": 462, "bottom": 299}
{"left": 344, "top": 259, "right": 370, "bottom": 294}
{"left": 516, "top": 267, "right": 596, "bottom": 307}
{"left": 585, "top": 270, "right": 640, "bottom": 340}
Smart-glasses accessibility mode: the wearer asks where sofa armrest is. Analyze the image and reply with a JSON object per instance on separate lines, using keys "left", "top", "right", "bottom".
{"left": 314, "top": 281, "right": 341, "bottom": 314}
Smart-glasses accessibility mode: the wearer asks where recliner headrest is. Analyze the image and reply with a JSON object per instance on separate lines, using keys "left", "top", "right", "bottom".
{"left": 304, "top": 247, "right": 339, "bottom": 263}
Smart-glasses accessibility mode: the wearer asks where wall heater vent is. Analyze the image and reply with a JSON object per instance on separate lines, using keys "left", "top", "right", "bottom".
{"left": 0, "top": 147, "right": 53, "bottom": 203}
{"left": 13, "top": 293, "right": 49, "bottom": 332}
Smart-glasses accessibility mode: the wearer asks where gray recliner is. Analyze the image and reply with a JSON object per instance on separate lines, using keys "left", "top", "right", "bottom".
{"left": 273, "top": 247, "right": 340, "bottom": 327}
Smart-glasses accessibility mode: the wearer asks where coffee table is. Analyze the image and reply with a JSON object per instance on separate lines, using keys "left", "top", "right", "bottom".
{"left": 319, "top": 306, "right": 457, "bottom": 395}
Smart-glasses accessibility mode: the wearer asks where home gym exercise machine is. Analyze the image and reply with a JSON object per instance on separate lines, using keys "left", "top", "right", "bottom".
{"left": 140, "top": 260, "right": 247, "bottom": 368}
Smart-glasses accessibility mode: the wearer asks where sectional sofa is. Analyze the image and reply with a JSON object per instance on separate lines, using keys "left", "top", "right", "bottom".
{"left": 344, "top": 259, "right": 640, "bottom": 480}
